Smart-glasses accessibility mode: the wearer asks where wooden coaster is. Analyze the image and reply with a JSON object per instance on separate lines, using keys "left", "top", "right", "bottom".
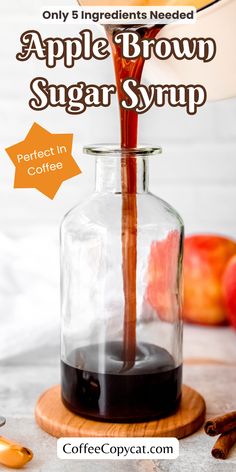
{"left": 35, "top": 385, "right": 205, "bottom": 439}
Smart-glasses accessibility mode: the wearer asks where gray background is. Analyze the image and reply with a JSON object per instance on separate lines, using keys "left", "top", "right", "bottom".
{"left": 0, "top": 2, "right": 236, "bottom": 471}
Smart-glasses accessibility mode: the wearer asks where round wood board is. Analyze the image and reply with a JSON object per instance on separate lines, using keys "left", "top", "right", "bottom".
{"left": 35, "top": 385, "right": 205, "bottom": 439}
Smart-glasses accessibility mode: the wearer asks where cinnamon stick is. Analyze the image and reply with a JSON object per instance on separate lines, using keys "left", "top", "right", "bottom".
{"left": 212, "top": 429, "right": 236, "bottom": 460}
{"left": 205, "top": 411, "right": 236, "bottom": 436}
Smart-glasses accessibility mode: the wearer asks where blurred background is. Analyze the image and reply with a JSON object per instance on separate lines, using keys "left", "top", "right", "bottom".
{"left": 0, "top": 0, "right": 236, "bottom": 361}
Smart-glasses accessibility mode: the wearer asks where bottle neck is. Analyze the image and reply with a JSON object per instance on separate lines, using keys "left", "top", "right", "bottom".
{"left": 95, "top": 157, "right": 149, "bottom": 194}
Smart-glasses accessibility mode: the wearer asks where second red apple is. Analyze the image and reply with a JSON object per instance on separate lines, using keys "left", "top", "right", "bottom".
{"left": 222, "top": 255, "right": 236, "bottom": 330}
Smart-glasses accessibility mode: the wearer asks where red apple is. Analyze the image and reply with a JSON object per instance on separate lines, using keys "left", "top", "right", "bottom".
{"left": 183, "top": 235, "right": 236, "bottom": 325}
{"left": 145, "top": 230, "right": 180, "bottom": 322}
{"left": 222, "top": 255, "right": 236, "bottom": 330}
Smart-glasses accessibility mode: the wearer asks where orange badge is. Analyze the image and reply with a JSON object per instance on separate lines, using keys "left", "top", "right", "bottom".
{"left": 5, "top": 123, "right": 81, "bottom": 199}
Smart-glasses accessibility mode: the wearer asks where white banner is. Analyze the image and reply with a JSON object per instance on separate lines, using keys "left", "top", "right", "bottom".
{"left": 57, "top": 437, "right": 179, "bottom": 460}
{"left": 41, "top": 6, "right": 196, "bottom": 25}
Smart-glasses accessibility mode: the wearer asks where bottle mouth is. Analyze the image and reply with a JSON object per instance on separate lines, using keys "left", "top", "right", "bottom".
{"left": 83, "top": 144, "right": 162, "bottom": 157}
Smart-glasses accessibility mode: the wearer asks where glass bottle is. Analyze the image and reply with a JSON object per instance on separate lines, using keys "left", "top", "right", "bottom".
{"left": 61, "top": 145, "right": 184, "bottom": 422}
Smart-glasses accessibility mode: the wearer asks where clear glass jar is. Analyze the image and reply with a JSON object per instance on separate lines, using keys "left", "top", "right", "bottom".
{"left": 61, "top": 145, "right": 184, "bottom": 422}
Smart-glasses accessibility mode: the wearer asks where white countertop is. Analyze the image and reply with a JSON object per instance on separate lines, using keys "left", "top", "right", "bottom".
{"left": 1, "top": 325, "right": 236, "bottom": 472}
